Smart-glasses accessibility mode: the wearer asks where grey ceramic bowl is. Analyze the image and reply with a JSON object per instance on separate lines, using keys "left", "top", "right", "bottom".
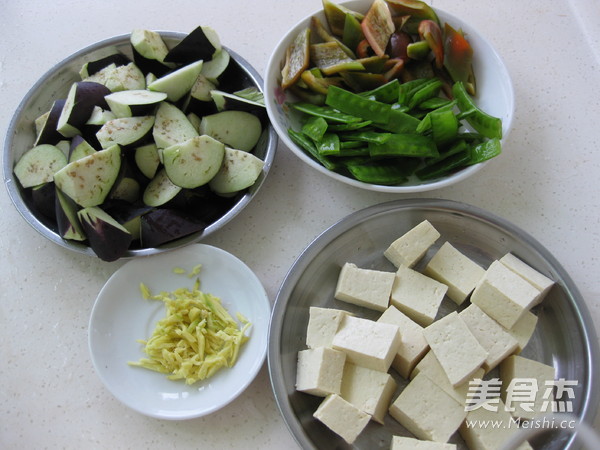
{"left": 268, "top": 198, "right": 599, "bottom": 449}
{"left": 3, "top": 31, "right": 277, "bottom": 259}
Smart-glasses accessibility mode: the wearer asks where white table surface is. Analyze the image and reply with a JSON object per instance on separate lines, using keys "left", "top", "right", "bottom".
{"left": 1, "top": 0, "right": 599, "bottom": 448}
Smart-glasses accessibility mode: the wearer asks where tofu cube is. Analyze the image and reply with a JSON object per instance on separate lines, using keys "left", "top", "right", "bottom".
{"left": 296, "top": 347, "right": 346, "bottom": 396}
{"left": 411, "top": 350, "right": 485, "bottom": 406}
{"left": 391, "top": 435, "right": 457, "bottom": 449}
{"left": 423, "top": 242, "right": 485, "bottom": 305}
{"left": 500, "top": 253, "right": 554, "bottom": 305}
{"left": 459, "top": 304, "right": 519, "bottom": 372}
{"left": 332, "top": 315, "right": 401, "bottom": 372}
{"left": 390, "top": 265, "right": 448, "bottom": 327}
{"left": 471, "top": 261, "right": 542, "bottom": 329}
{"left": 334, "top": 262, "right": 395, "bottom": 312}
{"left": 459, "top": 399, "right": 533, "bottom": 450}
{"left": 377, "top": 305, "right": 429, "bottom": 378}
{"left": 499, "top": 355, "right": 556, "bottom": 420}
{"left": 506, "top": 310, "right": 538, "bottom": 353}
{"left": 340, "top": 363, "right": 397, "bottom": 424}
{"left": 305, "top": 306, "right": 352, "bottom": 349}
{"left": 389, "top": 372, "right": 466, "bottom": 443}
{"left": 384, "top": 220, "right": 441, "bottom": 268}
{"left": 423, "top": 311, "right": 488, "bottom": 387}
{"left": 313, "top": 394, "right": 370, "bottom": 444}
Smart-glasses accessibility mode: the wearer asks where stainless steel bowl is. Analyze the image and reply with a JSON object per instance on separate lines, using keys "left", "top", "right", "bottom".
{"left": 268, "top": 198, "right": 599, "bottom": 449}
{"left": 3, "top": 32, "right": 277, "bottom": 259}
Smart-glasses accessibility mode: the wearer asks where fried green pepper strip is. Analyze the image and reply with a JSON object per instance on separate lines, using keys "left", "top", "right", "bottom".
{"left": 453, "top": 81, "right": 502, "bottom": 139}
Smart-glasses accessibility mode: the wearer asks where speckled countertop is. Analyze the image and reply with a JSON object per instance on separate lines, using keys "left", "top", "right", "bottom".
{"left": 1, "top": 1, "right": 599, "bottom": 449}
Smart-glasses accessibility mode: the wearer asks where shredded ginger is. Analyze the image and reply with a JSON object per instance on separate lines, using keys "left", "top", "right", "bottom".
{"left": 129, "top": 283, "right": 251, "bottom": 384}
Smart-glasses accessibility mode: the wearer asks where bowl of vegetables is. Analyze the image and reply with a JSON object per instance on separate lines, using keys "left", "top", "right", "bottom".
{"left": 264, "top": 0, "right": 514, "bottom": 192}
{"left": 4, "top": 27, "right": 277, "bottom": 262}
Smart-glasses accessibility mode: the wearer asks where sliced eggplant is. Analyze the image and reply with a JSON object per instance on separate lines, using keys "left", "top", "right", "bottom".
{"left": 103, "top": 201, "right": 153, "bottom": 242}
{"left": 199, "top": 110, "right": 262, "bottom": 152}
{"left": 13, "top": 144, "right": 67, "bottom": 188}
{"left": 53, "top": 144, "right": 121, "bottom": 207}
{"left": 96, "top": 115, "right": 155, "bottom": 149}
{"left": 210, "top": 89, "right": 265, "bottom": 112}
{"left": 140, "top": 208, "right": 206, "bottom": 248}
{"left": 85, "top": 106, "right": 116, "bottom": 126}
{"left": 209, "top": 147, "right": 264, "bottom": 195}
{"left": 142, "top": 168, "right": 182, "bottom": 207}
{"left": 82, "top": 63, "right": 117, "bottom": 84}
{"left": 79, "top": 53, "right": 130, "bottom": 78}
{"left": 105, "top": 89, "right": 167, "bottom": 117}
{"left": 152, "top": 102, "right": 198, "bottom": 149}
{"left": 104, "top": 63, "right": 146, "bottom": 92}
{"left": 181, "top": 73, "right": 218, "bottom": 115}
{"left": 164, "top": 26, "right": 221, "bottom": 64}
{"left": 134, "top": 143, "right": 161, "bottom": 179}
{"left": 109, "top": 177, "right": 140, "bottom": 203}
{"left": 34, "top": 99, "right": 66, "bottom": 145}
{"left": 77, "top": 206, "right": 133, "bottom": 262}
{"left": 187, "top": 113, "right": 202, "bottom": 133}
{"left": 31, "top": 182, "right": 57, "bottom": 221}
{"left": 147, "top": 60, "right": 204, "bottom": 102}
{"left": 69, "top": 136, "right": 96, "bottom": 162}
{"left": 130, "top": 29, "right": 174, "bottom": 77}
{"left": 162, "top": 135, "right": 225, "bottom": 189}
{"left": 55, "top": 188, "right": 86, "bottom": 241}
{"left": 56, "top": 81, "right": 111, "bottom": 138}
{"left": 200, "top": 49, "right": 230, "bottom": 82}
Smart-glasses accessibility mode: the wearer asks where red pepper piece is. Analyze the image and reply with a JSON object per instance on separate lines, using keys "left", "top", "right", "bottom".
{"left": 418, "top": 20, "right": 444, "bottom": 68}
{"left": 443, "top": 23, "right": 476, "bottom": 95}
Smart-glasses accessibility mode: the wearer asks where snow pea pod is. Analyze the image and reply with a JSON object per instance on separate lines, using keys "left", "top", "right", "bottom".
{"left": 301, "top": 116, "right": 328, "bottom": 142}
{"left": 326, "top": 85, "right": 392, "bottom": 124}
{"left": 288, "top": 128, "right": 339, "bottom": 170}
{"left": 452, "top": 81, "right": 502, "bottom": 139}
{"left": 369, "top": 133, "right": 438, "bottom": 158}
{"left": 359, "top": 79, "right": 401, "bottom": 104}
{"left": 467, "top": 137, "right": 501, "bottom": 164}
{"left": 291, "top": 102, "right": 362, "bottom": 123}
{"left": 316, "top": 132, "right": 340, "bottom": 155}
{"left": 416, "top": 150, "right": 471, "bottom": 180}
{"left": 341, "top": 130, "right": 392, "bottom": 144}
{"left": 344, "top": 159, "right": 409, "bottom": 185}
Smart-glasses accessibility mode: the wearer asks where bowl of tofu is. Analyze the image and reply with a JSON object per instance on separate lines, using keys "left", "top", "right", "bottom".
{"left": 4, "top": 27, "right": 276, "bottom": 262}
{"left": 267, "top": 198, "right": 599, "bottom": 449}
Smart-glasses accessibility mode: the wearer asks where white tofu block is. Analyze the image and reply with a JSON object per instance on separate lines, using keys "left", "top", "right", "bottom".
{"left": 296, "top": 347, "right": 346, "bottom": 396}
{"left": 499, "top": 355, "right": 556, "bottom": 420}
{"left": 313, "top": 394, "right": 371, "bottom": 444}
{"left": 423, "top": 242, "right": 485, "bottom": 305}
{"left": 506, "top": 310, "right": 538, "bottom": 353}
{"left": 334, "top": 262, "right": 395, "bottom": 312}
{"left": 459, "top": 304, "right": 519, "bottom": 372}
{"left": 305, "top": 306, "right": 352, "bottom": 349}
{"left": 500, "top": 253, "right": 554, "bottom": 305}
{"left": 411, "top": 351, "right": 485, "bottom": 406}
{"left": 390, "top": 265, "right": 447, "bottom": 327}
{"left": 377, "top": 305, "right": 429, "bottom": 378}
{"left": 389, "top": 372, "right": 466, "bottom": 443}
{"left": 471, "top": 261, "right": 542, "bottom": 329}
{"left": 340, "top": 363, "right": 397, "bottom": 424}
{"left": 332, "top": 315, "right": 401, "bottom": 372}
{"left": 391, "top": 435, "right": 457, "bottom": 449}
{"left": 384, "top": 220, "right": 441, "bottom": 268}
{"left": 423, "top": 312, "right": 487, "bottom": 387}
{"left": 459, "top": 399, "right": 533, "bottom": 450}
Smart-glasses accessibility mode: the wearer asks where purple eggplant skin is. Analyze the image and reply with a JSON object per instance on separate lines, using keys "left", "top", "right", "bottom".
{"left": 84, "top": 53, "right": 130, "bottom": 77}
{"left": 31, "top": 182, "right": 57, "bottom": 221}
{"left": 60, "top": 82, "right": 111, "bottom": 134}
{"left": 163, "top": 26, "right": 218, "bottom": 64}
{"left": 131, "top": 48, "right": 172, "bottom": 77}
{"left": 140, "top": 208, "right": 206, "bottom": 248}
{"left": 78, "top": 207, "right": 133, "bottom": 262}
{"left": 35, "top": 99, "right": 66, "bottom": 145}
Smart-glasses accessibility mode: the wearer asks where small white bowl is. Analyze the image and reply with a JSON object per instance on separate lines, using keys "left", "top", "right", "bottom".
{"left": 265, "top": 0, "right": 514, "bottom": 193}
{"left": 88, "top": 244, "right": 270, "bottom": 420}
